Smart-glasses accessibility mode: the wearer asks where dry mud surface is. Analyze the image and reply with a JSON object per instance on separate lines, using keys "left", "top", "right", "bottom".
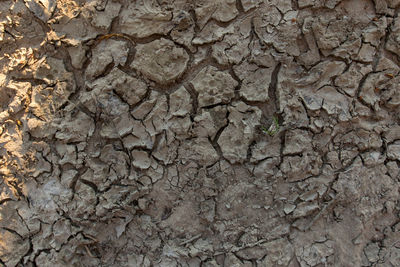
{"left": 1, "top": 0, "right": 400, "bottom": 266}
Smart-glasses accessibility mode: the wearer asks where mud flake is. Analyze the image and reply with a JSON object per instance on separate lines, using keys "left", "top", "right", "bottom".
{"left": 254, "top": 6, "right": 300, "bottom": 56}
{"left": 122, "top": 121, "right": 153, "bottom": 150}
{"left": 67, "top": 180, "right": 97, "bottom": 220}
{"left": 119, "top": 1, "right": 173, "bottom": 38}
{"left": 55, "top": 111, "right": 95, "bottom": 142}
{"left": 90, "top": 1, "right": 121, "bottom": 30}
{"left": 386, "top": 16, "right": 400, "bottom": 57}
{"left": 28, "top": 152, "right": 51, "bottom": 178}
{"left": 34, "top": 57, "right": 75, "bottom": 86}
{"left": 334, "top": 63, "right": 372, "bottom": 97}
{"left": 318, "top": 86, "right": 351, "bottom": 122}
{"left": 212, "top": 17, "right": 252, "bottom": 65}
{"left": 194, "top": 0, "right": 238, "bottom": 27}
{"left": 241, "top": 0, "right": 263, "bottom": 11}
{"left": 67, "top": 44, "right": 86, "bottom": 69}
{"left": 178, "top": 138, "right": 219, "bottom": 166}
{"left": 24, "top": 0, "right": 56, "bottom": 22}
{"left": 192, "top": 106, "right": 228, "bottom": 139}
{"left": 283, "top": 129, "right": 312, "bottom": 155}
{"left": 292, "top": 201, "right": 319, "bottom": 218}
{"left": 131, "top": 38, "right": 189, "bottom": 84}
{"left": 356, "top": 43, "right": 376, "bottom": 63}
{"left": 115, "top": 113, "right": 137, "bottom": 137}
{"left": 383, "top": 125, "right": 400, "bottom": 143}
{"left": 0, "top": 229, "right": 30, "bottom": 267}
{"left": 336, "top": 129, "right": 382, "bottom": 151}
{"left": 190, "top": 66, "right": 237, "bottom": 107}
{"left": 85, "top": 40, "right": 129, "bottom": 81}
{"left": 170, "top": 10, "right": 196, "bottom": 52}
{"left": 332, "top": 157, "right": 399, "bottom": 219}
{"left": 90, "top": 68, "right": 147, "bottom": 107}
{"left": 234, "top": 61, "right": 274, "bottom": 102}
{"left": 131, "top": 150, "right": 152, "bottom": 169}
{"left": 96, "top": 185, "right": 138, "bottom": 217}
{"left": 363, "top": 17, "right": 387, "bottom": 47}
{"left": 218, "top": 101, "right": 261, "bottom": 164}
{"left": 363, "top": 242, "right": 380, "bottom": 263}
{"left": 296, "top": 241, "right": 335, "bottom": 267}
{"left": 235, "top": 246, "right": 267, "bottom": 260}
{"left": 251, "top": 138, "right": 281, "bottom": 162}
{"left": 192, "top": 21, "right": 234, "bottom": 45}
{"left": 283, "top": 203, "right": 296, "bottom": 214}
{"left": 253, "top": 157, "right": 280, "bottom": 178}
{"left": 312, "top": 15, "right": 352, "bottom": 52}
{"left": 387, "top": 141, "right": 400, "bottom": 160}
{"left": 0, "top": 80, "right": 30, "bottom": 120}
{"left": 27, "top": 116, "right": 57, "bottom": 138}
{"left": 257, "top": 238, "right": 294, "bottom": 266}
{"left": 281, "top": 152, "right": 322, "bottom": 182}
{"left": 99, "top": 145, "right": 129, "bottom": 177}
{"left": 225, "top": 253, "right": 252, "bottom": 266}
{"left": 295, "top": 61, "right": 346, "bottom": 89}
{"left": 167, "top": 116, "right": 192, "bottom": 140}
{"left": 169, "top": 86, "right": 192, "bottom": 117}
{"left": 51, "top": 15, "right": 98, "bottom": 45}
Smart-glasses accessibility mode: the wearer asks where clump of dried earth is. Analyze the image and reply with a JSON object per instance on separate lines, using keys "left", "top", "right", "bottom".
{"left": 1, "top": 0, "right": 400, "bottom": 266}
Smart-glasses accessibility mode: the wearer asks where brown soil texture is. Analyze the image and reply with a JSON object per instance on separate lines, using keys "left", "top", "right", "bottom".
{"left": 1, "top": 0, "right": 400, "bottom": 266}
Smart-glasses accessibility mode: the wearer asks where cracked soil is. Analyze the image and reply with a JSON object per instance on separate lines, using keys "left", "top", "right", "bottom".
{"left": 1, "top": 0, "right": 400, "bottom": 266}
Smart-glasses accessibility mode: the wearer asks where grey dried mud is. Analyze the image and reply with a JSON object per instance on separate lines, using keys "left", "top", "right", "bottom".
{"left": 1, "top": 0, "right": 400, "bottom": 266}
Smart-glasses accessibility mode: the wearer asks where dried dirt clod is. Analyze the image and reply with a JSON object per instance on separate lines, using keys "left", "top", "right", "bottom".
{"left": 119, "top": 1, "right": 173, "bottom": 38}
{"left": 192, "top": 21, "right": 234, "bottom": 45}
{"left": 178, "top": 137, "right": 219, "bottom": 166}
{"left": 190, "top": 66, "right": 237, "bottom": 108}
{"left": 24, "top": 0, "right": 57, "bottom": 22}
{"left": 87, "top": 67, "right": 148, "bottom": 108}
{"left": 131, "top": 38, "right": 189, "bottom": 84}
{"left": 67, "top": 44, "right": 87, "bottom": 69}
{"left": 0, "top": 228, "right": 30, "bottom": 266}
{"left": 85, "top": 39, "right": 129, "bottom": 81}
{"left": 253, "top": 4, "right": 300, "bottom": 56}
{"left": 241, "top": 0, "right": 263, "bottom": 11}
{"left": 253, "top": 157, "right": 280, "bottom": 178}
{"left": 257, "top": 238, "right": 294, "bottom": 266}
{"left": 292, "top": 201, "right": 319, "bottom": 218}
{"left": 334, "top": 63, "right": 372, "bottom": 97}
{"left": 90, "top": 1, "right": 121, "bottom": 31}
{"left": 383, "top": 125, "right": 400, "bottom": 143}
{"left": 131, "top": 150, "right": 152, "bottom": 169}
{"left": 234, "top": 61, "right": 275, "bottom": 102}
{"left": 281, "top": 151, "right": 323, "bottom": 182}
{"left": 218, "top": 101, "right": 261, "bottom": 164}
{"left": 295, "top": 240, "right": 335, "bottom": 267}
{"left": 386, "top": 16, "right": 400, "bottom": 57}
{"left": 55, "top": 111, "right": 95, "bottom": 142}
{"left": 194, "top": 0, "right": 238, "bottom": 28}
{"left": 211, "top": 16, "right": 252, "bottom": 65}
{"left": 235, "top": 246, "right": 267, "bottom": 260}
{"left": 192, "top": 106, "right": 227, "bottom": 139}
{"left": 363, "top": 242, "right": 380, "bottom": 263}
{"left": 387, "top": 141, "right": 400, "bottom": 160}
{"left": 283, "top": 129, "right": 312, "bottom": 155}
{"left": 169, "top": 86, "right": 192, "bottom": 117}
{"left": 224, "top": 252, "right": 252, "bottom": 266}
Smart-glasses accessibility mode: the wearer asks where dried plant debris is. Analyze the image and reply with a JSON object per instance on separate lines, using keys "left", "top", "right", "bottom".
{"left": 1, "top": 0, "right": 400, "bottom": 266}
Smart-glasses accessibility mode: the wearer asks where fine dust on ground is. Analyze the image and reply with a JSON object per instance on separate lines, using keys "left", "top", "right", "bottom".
{"left": 1, "top": 0, "right": 400, "bottom": 266}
